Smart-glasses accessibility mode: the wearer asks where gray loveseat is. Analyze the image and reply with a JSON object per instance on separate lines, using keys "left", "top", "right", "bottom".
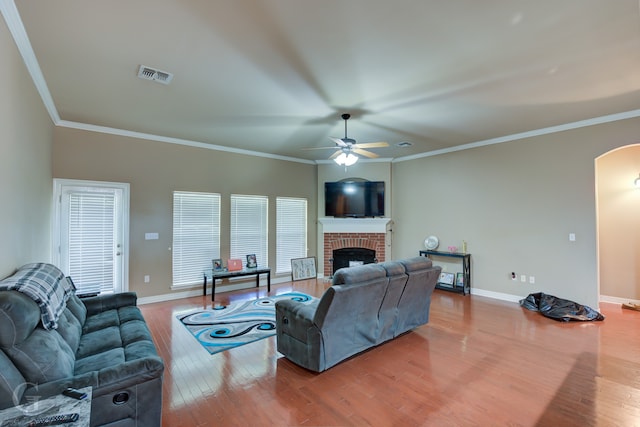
{"left": 275, "top": 256, "right": 441, "bottom": 372}
{"left": 0, "top": 263, "right": 164, "bottom": 426}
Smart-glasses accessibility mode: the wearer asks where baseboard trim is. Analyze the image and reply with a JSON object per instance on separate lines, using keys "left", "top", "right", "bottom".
{"left": 469, "top": 288, "right": 523, "bottom": 303}
{"left": 599, "top": 294, "right": 639, "bottom": 305}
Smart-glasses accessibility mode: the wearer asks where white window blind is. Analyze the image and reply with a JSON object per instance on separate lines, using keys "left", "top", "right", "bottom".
{"left": 276, "top": 197, "right": 307, "bottom": 273}
{"left": 172, "top": 191, "right": 220, "bottom": 286}
{"left": 68, "top": 192, "right": 116, "bottom": 293}
{"left": 230, "top": 195, "right": 268, "bottom": 268}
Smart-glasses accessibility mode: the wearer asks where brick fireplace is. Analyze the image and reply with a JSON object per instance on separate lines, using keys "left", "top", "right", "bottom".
{"left": 319, "top": 218, "right": 391, "bottom": 277}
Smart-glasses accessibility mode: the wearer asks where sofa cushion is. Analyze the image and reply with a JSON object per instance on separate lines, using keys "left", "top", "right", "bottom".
{"left": 0, "top": 290, "right": 41, "bottom": 347}
{"left": 0, "top": 351, "right": 26, "bottom": 410}
{"left": 55, "top": 308, "right": 83, "bottom": 354}
{"left": 83, "top": 309, "right": 120, "bottom": 333}
{"left": 399, "top": 256, "right": 432, "bottom": 271}
{"left": 377, "top": 261, "right": 409, "bottom": 343}
{"left": 65, "top": 292, "right": 87, "bottom": 326}
{"left": 0, "top": 263, "right": 74, "bottom": 330}
{"left": 332, "top": 263, "right": 386, "bottom": 285}
{"left": 5, "top": 328, "right": 75, "bottom": 383}
{"left": 74, "top": 348, "right": 125, "bottom": 376}
{"left": 77, "top": 326, "right": 122, "bottom": 358}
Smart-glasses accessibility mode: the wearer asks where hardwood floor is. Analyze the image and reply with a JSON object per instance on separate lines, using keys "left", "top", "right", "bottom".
{"left": 140, "top": 280, "right": 640, "bottom": 426}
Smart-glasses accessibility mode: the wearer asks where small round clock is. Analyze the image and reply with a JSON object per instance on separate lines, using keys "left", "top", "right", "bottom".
{"left": 424, "top": 235, "right": 439, "bottom": 250}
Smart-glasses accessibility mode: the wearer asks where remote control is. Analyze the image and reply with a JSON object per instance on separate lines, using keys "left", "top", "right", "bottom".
{"left": 62, "top": 387, "right": 87, "bottom": 400}
{"left": 27, "top": 413, "right": 79, "bottom": 426}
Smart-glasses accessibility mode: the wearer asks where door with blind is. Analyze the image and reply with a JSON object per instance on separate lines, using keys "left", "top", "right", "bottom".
{"left": 53, "top": 179, "right": 129, "bottom": 295}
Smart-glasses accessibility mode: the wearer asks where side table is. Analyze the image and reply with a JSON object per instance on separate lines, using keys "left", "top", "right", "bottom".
{"left": 0, "top": 386, "right": 91, "bottom": 426}
{"left": 203, "top": 267, "right": 271, "bottom": 300}
{"left": 419, "top": 250, "right": 471, "bottom": 295}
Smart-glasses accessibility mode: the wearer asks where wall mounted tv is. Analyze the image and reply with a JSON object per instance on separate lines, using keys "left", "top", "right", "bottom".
{"left": 324, "top": 181, "right": 385, "bottom": 218}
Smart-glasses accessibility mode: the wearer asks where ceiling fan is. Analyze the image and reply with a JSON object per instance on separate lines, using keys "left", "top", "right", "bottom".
{"left": 306, "top": 113, "right": 389, "bottom": 165}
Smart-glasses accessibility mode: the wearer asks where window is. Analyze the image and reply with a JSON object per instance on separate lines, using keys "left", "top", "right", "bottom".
{"left": 276, "top": 197, "right": 307, "bottom": 273}
{"left": 172, "top": 191, "right": 220, "bottom": 287}
{"left": 230, "top": 195, "right": 268, "bottom": 267}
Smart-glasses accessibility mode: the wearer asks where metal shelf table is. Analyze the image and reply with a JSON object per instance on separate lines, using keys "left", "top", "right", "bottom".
{"left": 419, "top": 250, "right": 471, "bottom": 295}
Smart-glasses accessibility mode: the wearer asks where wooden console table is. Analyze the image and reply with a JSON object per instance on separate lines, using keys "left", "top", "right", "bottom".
{"left": 419, "top": 250, "right": 471, "bottom": 295}
{"left": 203, "top": 267, "right": 271, "bottom": 300}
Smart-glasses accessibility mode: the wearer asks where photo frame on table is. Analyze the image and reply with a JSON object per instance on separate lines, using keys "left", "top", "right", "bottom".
{"left": 246, "top": 254, "right": 257, "bottom": 268}
{"left": 456, "top": 272, "right": 465, "bottom": 288}
{"left": 291, "top": 256, "right": 317, "bottom": 281}
{"left": 212, "top": 259, "right": 223, "bottom": 271}
{"left": 437, "top": 272, "right": 455, "bottom": 288}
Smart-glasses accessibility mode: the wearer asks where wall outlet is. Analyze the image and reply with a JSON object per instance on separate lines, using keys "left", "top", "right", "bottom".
{"left": 144, "top": 275, "right": 150, "bottom": 283}
{"left": 520, "top": 275, "right": 526, "bottom": 282}
{"left": 529, "top": 276, "right": 535, "bottom": 284}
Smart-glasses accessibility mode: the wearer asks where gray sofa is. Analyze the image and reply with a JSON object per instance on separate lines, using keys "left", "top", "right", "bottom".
{"left": 0, "top": 263, "right": 164, "bottom": 426}
{"left": 275, "top": 256, "right": 441, "bottom": 372}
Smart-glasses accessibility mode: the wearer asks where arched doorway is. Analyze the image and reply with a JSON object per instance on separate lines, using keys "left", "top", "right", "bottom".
{"left": 595, "top": 144, "right": 640, "bottom": 303}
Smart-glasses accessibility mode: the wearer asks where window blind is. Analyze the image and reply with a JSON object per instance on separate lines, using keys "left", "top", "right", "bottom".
{"left": 276, "top": 197, "right": 307, "bottom": 273}
{"left": 230, "top": 195, "right": 268, "bottom": 268}
{"left": 172, "top": 191, "right": 221, "bottom": 286}
{"left": 68, "top": 192, "right": 116, "bottom": 293}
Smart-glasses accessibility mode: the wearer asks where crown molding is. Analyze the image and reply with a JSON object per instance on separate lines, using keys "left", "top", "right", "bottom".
{"left": 393, "top": 108, "right": 640, "bottom": 163}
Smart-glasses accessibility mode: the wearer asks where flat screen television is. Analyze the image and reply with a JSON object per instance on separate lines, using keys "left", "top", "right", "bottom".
{"left": 325, "top": 181, "right": 385, "bottom": 218}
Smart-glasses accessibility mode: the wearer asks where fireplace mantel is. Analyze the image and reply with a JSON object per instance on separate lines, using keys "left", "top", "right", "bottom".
{"left": 319, "top": 217, "right": 391, "bottom": 233}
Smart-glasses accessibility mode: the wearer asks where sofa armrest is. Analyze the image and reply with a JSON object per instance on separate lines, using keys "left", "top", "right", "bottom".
{"left": 94, "top": 356, "right": 164, "bottom": 395}
{"left": 276, "top": 299, "right": 318, "bottom": 343}
{"left": 21, "top": 356, "right": 164, "bottom": 400}
{"left": 82, "top": 292, "right": 137, "bottom": 315}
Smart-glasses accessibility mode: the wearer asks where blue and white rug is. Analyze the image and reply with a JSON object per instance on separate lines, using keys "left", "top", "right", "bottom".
{"left": 178, "top": 292, "right": 315, "bottom": 354}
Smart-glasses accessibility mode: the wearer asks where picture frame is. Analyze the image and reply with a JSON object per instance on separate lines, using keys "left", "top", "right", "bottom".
{"left": 291, "top": 256, "right": 317, "bottom": 281}
{"left": 246, "top": 254, "right": 257, "bottom": 268}
{"left": 212, "top": 259, "right": 223, "bottom": 271}
{"left": 437, "top": 272, "right": 455, "bottom": 288}
{"left": 456, "top": 272, "right": 465, "bottom": 288}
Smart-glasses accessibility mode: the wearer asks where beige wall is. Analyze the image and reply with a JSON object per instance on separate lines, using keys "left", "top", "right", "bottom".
{"left": 52, "top": 127, "right": 317, "bottom": 298}
{"left": 596, "top": 144, "right": 640, "bottom": 300}
{"left": 392, "top": 118, "right": 640, "bottom": 309}
{"left": 0, "top": 16, "right": 53, "bottom": 278}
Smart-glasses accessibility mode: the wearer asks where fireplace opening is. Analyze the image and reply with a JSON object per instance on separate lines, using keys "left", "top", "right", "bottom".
{"left": 332, "top": 247, "right": 376, "bottom": 274}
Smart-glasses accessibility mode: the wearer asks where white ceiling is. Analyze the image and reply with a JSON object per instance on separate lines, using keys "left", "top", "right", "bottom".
{"left": 5, "top": 0, "right": 640, "bottom": 163}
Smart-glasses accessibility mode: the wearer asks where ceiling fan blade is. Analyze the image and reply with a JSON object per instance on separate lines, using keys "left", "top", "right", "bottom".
{"left": 353, "top": 141, "right": 389, "bottom": 148}
{"left": 330, "top": 137, "right": 348, "bottom": 147}
{"left": 353, "top": 148, "right": 379, "bottom": 158}
{"left": 328, "top": 150, "right": 342, "bottom": 160}
{"left": 302, "top": 146, "right": 341, "bottom": 150}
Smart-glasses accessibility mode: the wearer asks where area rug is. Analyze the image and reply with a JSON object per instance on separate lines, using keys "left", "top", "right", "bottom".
{"left": 178, "top": 292, "right": 315, "bottom": 354}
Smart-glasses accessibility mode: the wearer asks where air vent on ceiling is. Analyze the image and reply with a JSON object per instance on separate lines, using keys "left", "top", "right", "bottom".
{"left": 137, "top": 65, "right": 173, "bottom": 84}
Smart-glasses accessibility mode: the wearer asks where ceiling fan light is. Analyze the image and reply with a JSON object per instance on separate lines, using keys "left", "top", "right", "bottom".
{"left": 344, "top": 153, "right": 358, "bottom": 166}
{"left": 334, "top": 152, "right": 358, "bottom": 166}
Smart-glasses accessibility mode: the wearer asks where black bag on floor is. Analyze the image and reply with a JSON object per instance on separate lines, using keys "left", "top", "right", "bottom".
{"left": 519, "top": 292, "right": 604, "bottom": 322}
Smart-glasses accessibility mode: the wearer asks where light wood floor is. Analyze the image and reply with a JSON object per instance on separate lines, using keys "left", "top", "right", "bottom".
{"left": 140, "top": 280, "right": 640, "bottom": 426}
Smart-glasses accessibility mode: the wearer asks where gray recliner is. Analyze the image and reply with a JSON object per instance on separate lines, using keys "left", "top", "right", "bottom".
{"left": 276, "top": 257, "right": 441, "bottom": 372}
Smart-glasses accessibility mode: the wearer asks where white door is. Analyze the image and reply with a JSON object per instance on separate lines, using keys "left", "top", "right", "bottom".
{"left": 53, "top": 179, "right": 129, "bottom": 294}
